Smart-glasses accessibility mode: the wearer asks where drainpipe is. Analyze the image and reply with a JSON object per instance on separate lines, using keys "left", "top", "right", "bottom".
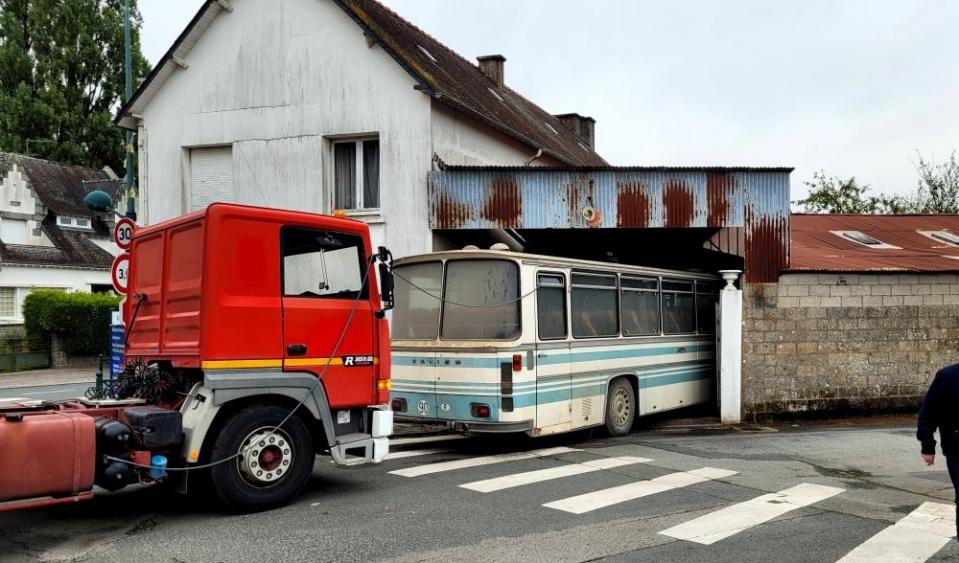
{"left": 524, "top": 148, "right": 543, "bottom": 166}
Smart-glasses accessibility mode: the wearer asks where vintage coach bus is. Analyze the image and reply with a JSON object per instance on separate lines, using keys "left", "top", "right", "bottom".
{"left": 389, "top": 249, "right": 719, "bottom": 437}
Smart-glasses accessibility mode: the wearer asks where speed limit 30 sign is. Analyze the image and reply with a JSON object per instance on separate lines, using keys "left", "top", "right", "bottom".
{"left": 112, "top": 254, "right": 130, "bottom": 294}
{"left": 113, "top": 217, "right": 136, "bottom": 250}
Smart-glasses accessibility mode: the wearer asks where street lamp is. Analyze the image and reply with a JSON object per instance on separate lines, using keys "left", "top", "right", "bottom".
{"left": 83, "top": 190, "right": 123, "bottom": 216}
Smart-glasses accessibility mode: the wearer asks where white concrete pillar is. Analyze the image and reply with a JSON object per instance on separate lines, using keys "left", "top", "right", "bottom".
{"left": 718, "top": 270, "right": 743, "bottom": 424}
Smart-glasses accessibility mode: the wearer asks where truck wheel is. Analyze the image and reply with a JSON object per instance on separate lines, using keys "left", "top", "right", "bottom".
{"left": 208, "top": 404, "right": 314, "bottom": 511}
{"left": 605, "top": 378, "right": 635, "bottom": 436}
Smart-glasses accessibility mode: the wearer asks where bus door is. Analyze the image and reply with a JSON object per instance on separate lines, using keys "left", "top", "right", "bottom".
{"left": 535, "top": 272, "right": 572, "bottom": 429}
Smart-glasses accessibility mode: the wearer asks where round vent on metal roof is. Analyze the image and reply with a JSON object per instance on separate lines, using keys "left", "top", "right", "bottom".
{"left": 489, "top": 243, "right": 510, "bottom": 251}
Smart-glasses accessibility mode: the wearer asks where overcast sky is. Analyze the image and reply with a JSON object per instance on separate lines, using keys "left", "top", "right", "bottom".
{"left": 140, "top": 0, "right": 959, "bottom": 200}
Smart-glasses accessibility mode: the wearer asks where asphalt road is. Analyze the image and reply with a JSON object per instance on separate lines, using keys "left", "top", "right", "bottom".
{"left": 0, "top": 382, "right": 93, "bottom": 401}
{"left": 1, "top": 423, "right": 956, "bottom": 563}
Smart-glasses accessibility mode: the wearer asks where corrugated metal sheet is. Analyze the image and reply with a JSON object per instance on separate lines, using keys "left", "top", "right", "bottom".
{"left": 429, "top": 167, "right": 791, "bottom": 282}
{"left": 791, "top": 214, "right": 959, "bottom": 272}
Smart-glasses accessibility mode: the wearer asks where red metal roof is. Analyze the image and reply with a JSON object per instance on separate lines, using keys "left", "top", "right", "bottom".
{"left": 790, "top": 214, "right": 959, "bottom": 272}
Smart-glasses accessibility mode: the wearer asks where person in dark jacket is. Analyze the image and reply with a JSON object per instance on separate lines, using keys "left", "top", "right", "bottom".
{"left": 917, "top": 363, "right": 959, "bottom": 538}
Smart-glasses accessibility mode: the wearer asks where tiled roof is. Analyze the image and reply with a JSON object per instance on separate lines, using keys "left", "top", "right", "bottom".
{"left": 0, "top": 153, "right": 116, "bottom": 270}
{"left": 790, "top": 214, "right": 959, "bottom": 272}
{"left": 334, "top": 0, "right": 607, "bottom": 167}
{"left": 116, "top": 0, "right": 607, "bottom": 167}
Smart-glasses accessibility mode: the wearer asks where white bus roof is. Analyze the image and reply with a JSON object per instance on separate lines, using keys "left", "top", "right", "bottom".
{"left": 394, "top": 249, "right": 720, "bottom": 281}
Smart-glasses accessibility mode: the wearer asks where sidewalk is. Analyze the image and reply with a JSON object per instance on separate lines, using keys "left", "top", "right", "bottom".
{"left": 0, "top": 367, "right": 96, "bottom": 390}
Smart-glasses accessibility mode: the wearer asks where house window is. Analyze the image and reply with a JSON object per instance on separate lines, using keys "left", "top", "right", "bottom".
{"left": 0, "top": 218, "right": 27, "bottom": 244}
{"left": 920, "top": 231, "right": 959, "bottom": 246}
{"left": 831, "top": 230, "right": 900, "bottom": 250}
{"left": 0, "top": 288, "right": 15, "bottom": 318}
{"left": 190, "top": 146, "right": 234, "bottom": 211}
{"left": 333, "top": 138, "right": 379, "bottom": 211}
{"left": 56, "top": 216, "right": 92, "bottom": 230}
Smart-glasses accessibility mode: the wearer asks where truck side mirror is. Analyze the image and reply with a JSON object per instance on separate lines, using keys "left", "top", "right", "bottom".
{"left": 378, "top": 262, "right": 394, "bottom": 310}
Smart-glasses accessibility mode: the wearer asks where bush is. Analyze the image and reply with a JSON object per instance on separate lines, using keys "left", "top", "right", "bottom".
{"left": 23, "top": 290, "right": 122, "bottom": 356}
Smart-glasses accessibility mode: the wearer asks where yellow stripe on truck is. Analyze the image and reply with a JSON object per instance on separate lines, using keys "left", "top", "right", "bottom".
{"left": 201, "top": 357, "right": 379, "bottom": 369}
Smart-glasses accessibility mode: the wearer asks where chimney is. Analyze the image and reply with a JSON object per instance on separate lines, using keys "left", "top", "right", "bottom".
{"left": 554, "top": 113, "right": 596, "bottom": 150}
{"left": 477, "top": 54, "right": 506, "bottom": 88}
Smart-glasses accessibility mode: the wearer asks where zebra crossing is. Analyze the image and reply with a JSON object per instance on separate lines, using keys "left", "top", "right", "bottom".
{"left": 383, "top": 441, "right": 958, "bottom": 562}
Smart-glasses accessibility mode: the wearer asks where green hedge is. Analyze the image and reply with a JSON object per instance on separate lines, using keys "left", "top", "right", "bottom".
{"left": 23, "top": 290, "right": 122, "bottom": 356}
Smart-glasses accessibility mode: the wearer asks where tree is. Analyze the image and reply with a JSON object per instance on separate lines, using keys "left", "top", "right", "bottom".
{"left": 794, "top": 171, "right": 911, "bottom": 214}
{"left": 913, "top": 151, "right": 959, "bottom": 214}
{"left": 0, "top": 0, "right": 150, "bottom": 173}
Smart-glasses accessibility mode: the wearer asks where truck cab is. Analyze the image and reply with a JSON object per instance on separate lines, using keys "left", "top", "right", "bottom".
{"left": 0, "top": 203, "right": 393, "bottom": 512}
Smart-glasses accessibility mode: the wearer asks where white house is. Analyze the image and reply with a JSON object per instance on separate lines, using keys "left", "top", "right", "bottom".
{"left": 115, "top": 0, "right": 605, "bottom": 256}
{"left": 0, "top": 153, "right": 119, "bottom": 325}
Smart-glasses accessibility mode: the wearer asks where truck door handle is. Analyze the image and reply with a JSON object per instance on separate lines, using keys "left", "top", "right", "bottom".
{"left": 287, "top": 344, "right": 307, "bottom": 356}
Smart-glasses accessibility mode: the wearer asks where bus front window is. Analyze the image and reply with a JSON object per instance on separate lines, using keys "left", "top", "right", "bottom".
{"left": 393, "top": 262, "right": 442, "bottom": 340}
{"left": 441, "top": 260, "right": 520, "bottom": 340}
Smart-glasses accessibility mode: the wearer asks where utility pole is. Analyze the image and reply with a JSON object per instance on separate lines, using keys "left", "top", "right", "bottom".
{"left": 123, "top": 0, "right": 137, "bottom": 221}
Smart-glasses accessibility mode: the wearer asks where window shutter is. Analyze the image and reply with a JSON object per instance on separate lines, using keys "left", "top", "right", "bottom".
{"left": 190, "top": 146, "right": 234, "bottom": 211}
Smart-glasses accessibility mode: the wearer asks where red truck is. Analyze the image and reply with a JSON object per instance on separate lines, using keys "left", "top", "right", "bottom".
{"left": 0, "top": 203, "right": 394, "bottom": 511}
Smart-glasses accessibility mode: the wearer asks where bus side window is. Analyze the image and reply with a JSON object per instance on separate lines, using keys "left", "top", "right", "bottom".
{"left": 537, "top": 273, "right": 567, "bottom": 340}
{"left": 621, "top": 276, "right": 661, "bottom": 336}
{"left": 696, "top": 282, "right": 719, "bottom": 334}
{"left": 662, "top": 279, "right": 695, "bottom": 334}
{"left": 571, "top": 272, "right": 618, "bottom": 338}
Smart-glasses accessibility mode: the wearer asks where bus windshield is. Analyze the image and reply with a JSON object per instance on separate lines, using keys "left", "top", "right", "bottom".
{"left": 393, "top": 259, "right": 520, "bottom": 340}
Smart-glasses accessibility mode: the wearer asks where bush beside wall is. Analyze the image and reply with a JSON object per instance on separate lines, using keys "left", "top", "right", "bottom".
{"left": 23, "top": 290, "right": 121, "bottom": 356}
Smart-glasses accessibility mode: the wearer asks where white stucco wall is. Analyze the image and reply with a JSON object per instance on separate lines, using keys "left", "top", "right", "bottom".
{"left": 0, "top": 163, "right": 54, "bottom": 247}
{"left": 431, "top": 103, "right": 562, "bottom": 167}
{"left": 0, "top": 266, "right": 111, "bottom": 324}
{"left": 135, "top": 0, "right": 564, "bottom": 260}
{"left": 137, "top": 0, "right": 434, "bottom": 258}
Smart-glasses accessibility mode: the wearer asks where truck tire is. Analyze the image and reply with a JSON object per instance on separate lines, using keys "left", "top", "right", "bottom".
{"left": 605, "top": 378, "right": 635, "bottom": 436}
{"left": 208, "top": 404, "right": 314, "bottom": 511}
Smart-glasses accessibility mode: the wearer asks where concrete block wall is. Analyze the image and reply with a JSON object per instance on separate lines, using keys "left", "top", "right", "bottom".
{"left": 742, "top": 272, "right": 959, "bottom": 418}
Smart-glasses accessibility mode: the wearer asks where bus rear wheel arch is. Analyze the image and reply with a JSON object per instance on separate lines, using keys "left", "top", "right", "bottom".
{"left": 605, "top": 377, "right": 636, "bottom": 436}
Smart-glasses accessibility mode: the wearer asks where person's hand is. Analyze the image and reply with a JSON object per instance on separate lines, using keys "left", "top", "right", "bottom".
{"left": 922, "top": 453, "right": 935, "bottom": 466}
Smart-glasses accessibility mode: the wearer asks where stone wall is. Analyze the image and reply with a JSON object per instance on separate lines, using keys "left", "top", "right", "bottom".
{"left": 742, "top": 272, "right": 959, "bottom": 418}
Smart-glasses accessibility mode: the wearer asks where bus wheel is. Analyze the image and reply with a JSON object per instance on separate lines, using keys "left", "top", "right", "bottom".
{"left": 208, "top": 404, "right": 314, "bottom": 512}
{"left": 605, "top": 378, "right": 635, "bottom": 436}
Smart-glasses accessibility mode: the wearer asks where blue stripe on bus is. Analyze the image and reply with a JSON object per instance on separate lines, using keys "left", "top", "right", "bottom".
{"left": 390, "top": 366, "right": 713, "bottom": 422}
{"left": 393, "top": 344, "right": 713, "bottom": 372}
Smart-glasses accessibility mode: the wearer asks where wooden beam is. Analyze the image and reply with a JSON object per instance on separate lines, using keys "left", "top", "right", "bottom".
{"left": 172, "top": 56, "right": 189, "bottom": 69}
{"left": 216, "top": 0, "right": 233, "bottom": 12}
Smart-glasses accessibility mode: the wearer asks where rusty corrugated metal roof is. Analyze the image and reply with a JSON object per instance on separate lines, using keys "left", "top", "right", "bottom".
{"left": 790, "top": 214, "right": 959, "bottom": 272}
{"left": 429, "top": 167, "right": 791, "bottom": 283}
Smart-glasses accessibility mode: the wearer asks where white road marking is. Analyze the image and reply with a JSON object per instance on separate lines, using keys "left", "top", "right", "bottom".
{"left": 385, "top": 448, "right": 452, "bottom": 460}
{"left": 389, "top": 434, "right": 468, "bottom": 446}
{"left": 543, "top": 467, "right": 738, "bottom": 514}
{"left": 460, "top": 456, "right": 652, "bottom": 493}
{"left": 836, "top": 502, "right": 957, "bottom": 563}
{"left": 660, "top": 483, "right": 845, "bottom": 545}
{"left": 388, "top": 447, "right": 580, "bottom": 478}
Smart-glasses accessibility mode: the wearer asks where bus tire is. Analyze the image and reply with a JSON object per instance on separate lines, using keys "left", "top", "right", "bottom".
{"left": 208, "top": 404, "right": 314, "bottom": 512}
{"left": 605, "top": 378, "right": 635, "bottom": 436}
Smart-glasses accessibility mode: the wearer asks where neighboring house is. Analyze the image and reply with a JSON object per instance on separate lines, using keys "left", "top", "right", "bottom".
{"left": 114, "top": 0, "right": 604, "bottom": 256}
{"left": 0, "top": 153, "right": 119, "bottom": 325}
{"left": 743, "top": 214, "right": 959, "bottom": 417}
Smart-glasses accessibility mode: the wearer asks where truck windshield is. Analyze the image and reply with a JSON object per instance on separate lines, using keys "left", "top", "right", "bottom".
{"left": 392, "top": 259, "right": 520, "bottom": 341}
